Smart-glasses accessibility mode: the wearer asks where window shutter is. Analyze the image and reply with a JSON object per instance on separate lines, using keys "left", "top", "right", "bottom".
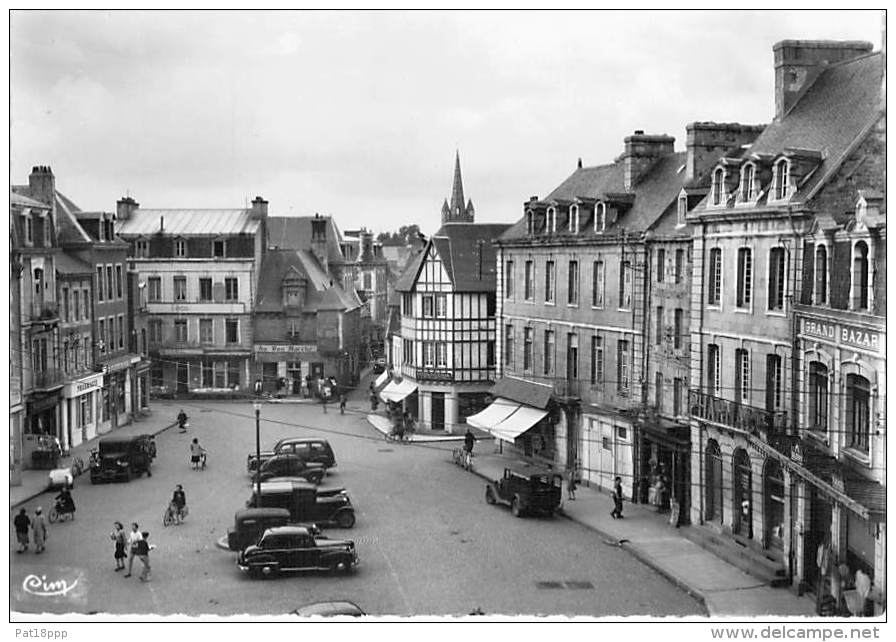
{"left": 213, "top": 282, "right": 225, "bottom": 303}
{"left": 873, "top": 235, "right": 886, "bottom": 315}
{"left": 829, "top": 241, "right": 852, "bottom": 310}
{"left": 800, "top": 242, "right": 814, "bottom": 305}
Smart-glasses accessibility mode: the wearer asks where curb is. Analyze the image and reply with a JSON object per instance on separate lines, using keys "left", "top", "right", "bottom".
{"left": 10, "top": 422, "right": 179, "bottom": 511}
{"left": 466, "top": 464, "right": 712, "bottom": 617}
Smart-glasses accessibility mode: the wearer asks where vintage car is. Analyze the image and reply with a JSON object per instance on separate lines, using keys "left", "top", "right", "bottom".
{"left": 226, "top": 507, "right": 324, "bottom": 552}
{"left": 238, "top": 525, "right": 358, "bottom": 578}
{"left": 247, "top": 480, "right": 355, "bottom": 528}
{"left": 247, "top": 438, "right": 336, "bottom": 474}
{"left": 485, "top": 467, "right": 562, "bottom": 517}
{"left": 90, "top": 435, "right": 153, "bottom": 483}
{"left": 251, "top": 454, "right": 326, "bottom": 485}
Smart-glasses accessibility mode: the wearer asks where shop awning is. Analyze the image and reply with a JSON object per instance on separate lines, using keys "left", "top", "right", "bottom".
{"left": 374, "top": 370, "right": 390, "bottom": 390}
{"left": 466, "top": 397, "right": 520, "bottom": 430}
{"left": 379, "top": 378, "right": 418, "bottom": 403}
{"left": 489, "top": 405, "right": 549, "bottom": 443}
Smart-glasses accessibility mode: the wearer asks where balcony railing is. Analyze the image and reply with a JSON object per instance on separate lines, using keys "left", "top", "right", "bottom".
{"left": 689, "top": 390, "right": 791, "bottom": 439}
{"left": 32, "top": 368, "right": 65, "bottom": 390}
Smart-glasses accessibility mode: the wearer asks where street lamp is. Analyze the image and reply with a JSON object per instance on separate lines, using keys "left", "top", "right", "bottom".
{"left": 252, "top": 400, "right": 262, "bottom": 500}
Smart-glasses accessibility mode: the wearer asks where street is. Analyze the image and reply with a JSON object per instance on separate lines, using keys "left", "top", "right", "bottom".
{"left": 10, "top": 398, "right": 702, "bottom": 617}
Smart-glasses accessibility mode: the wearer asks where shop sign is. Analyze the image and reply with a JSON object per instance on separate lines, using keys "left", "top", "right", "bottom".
{"left": 800, "top": 318, "right": 882, "bottom": 351}
{"left": 255, "top": 343, "right": 317, "bottom": 354}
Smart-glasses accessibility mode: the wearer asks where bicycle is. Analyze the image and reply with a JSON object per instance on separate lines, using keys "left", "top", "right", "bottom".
{"left": 49, "top": 500, "right": 75, "bottom": 523}
{"left": 163, "top": 502, "right": 189, "bottom": 527}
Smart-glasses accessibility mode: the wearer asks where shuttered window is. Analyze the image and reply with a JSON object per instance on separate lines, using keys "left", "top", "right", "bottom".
{"left": 829, "top": 241, "right": 851, "bottom": 310}
{"left": 800, "top": 242, "right": 815, "bottom": 305}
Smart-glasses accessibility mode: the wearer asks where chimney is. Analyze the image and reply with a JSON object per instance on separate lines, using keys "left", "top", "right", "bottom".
{"left": 116, "top": 196, "right": 139, "bottom": 221}
{"left": 311, "top": 215, "right": 329, "bottom": 274}
{"left": 622, "top": 132, "right": 675, "bottom": 191}
{"left": 28, "top": 165, "right": 56, "bottom": 208}
{"left": 160, "top": 216, "right": 164, "bottom": 232}
{"left": 685, "top": 122, "right": 766, "bottom": 181}
{"left": 361, "top": 231, "right": 374, "bottom": 262}
{"left": 251, "top": 195, "right": 268, "bottom": 219}
{"left": 774, "top": 40, "right": 873, "bottom": 119}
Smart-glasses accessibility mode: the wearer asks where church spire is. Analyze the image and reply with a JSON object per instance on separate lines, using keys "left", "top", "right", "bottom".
{"left": 442, "top": 150, "right": 475, "bottom": 224}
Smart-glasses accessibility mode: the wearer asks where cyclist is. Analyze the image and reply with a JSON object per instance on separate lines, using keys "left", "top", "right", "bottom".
{"left": 55, "top": 484, "right": 75, "bottom": 515}
{"left": 171, "top": 484, "right": 187, "bottom": 524}
{"left": 190, "top": 438, "right": 206, "bottom": 470}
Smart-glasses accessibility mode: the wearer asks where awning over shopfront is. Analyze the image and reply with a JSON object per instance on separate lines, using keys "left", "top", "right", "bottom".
{"left": 374, "top": 369, "right": 390, "bottom": 390}
{"left": 466, "top": 397, "right": 519, "bottom": 430}
{"left": 379, "top": 378, "right": 418, "bottom": 403}
{"left": 467, "top": 397, "right": 548, "bottom": 443}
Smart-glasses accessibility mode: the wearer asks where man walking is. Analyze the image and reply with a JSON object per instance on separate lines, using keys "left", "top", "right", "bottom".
{"left": 136, "top": 531, "right": 154, "bottom": 582}
{"left": 32, "top": 507, "right": 47, "bottom": 554}
{"left": 14, "top": 508, "right": 31, "bottom": 553}
{"left": 611, "top": 476, "right": 625, "bottom": 519}
{"left": 339, "top": 394, "right": 347, "bottom": 415}
{"left": 124, "top": 522, "right": 143, "bottom": 577}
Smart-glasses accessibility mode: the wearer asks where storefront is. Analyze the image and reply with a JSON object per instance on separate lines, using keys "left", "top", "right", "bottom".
{"left": 636, "top": 417, "right": 690, "bottom": 523}
{"left": 23, "top": 391, "right": 61, "bottom": 471}
{"left": 61, "top": 372, "right": 103, "bottom": 449}
{"left": 254, "top": 343, "right": 324, "bottom": 396}
{"left": 98, "top": 354, "right": 141, "bottom": 432}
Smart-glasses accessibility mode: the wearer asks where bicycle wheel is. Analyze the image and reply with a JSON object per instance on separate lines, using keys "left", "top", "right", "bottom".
{"left": 49, "top": 509, "right": 59, "bottom": 523}
{"left": 163, "top": 509, "right": 173, "bottom": 527}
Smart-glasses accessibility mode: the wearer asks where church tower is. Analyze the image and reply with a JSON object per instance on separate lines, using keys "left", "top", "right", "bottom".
{"left": 441, "top": 150, "right": 475, "bottom": 224}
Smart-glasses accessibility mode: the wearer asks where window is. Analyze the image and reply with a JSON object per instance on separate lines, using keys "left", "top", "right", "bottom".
{"left": 422, "top": 295, "right": 434, "bottom": 317}
{"left": 98, "top": 319, "right": 106, "bottom": 353}
{"left": 174, "top": 319, "right": 187, "bottom": 343}
{"left": 200, "top": 318, "right": 213, "bottom": 344}
{"left": 199, "top": 278, "right": 213, "bottom": 301}
{"left": 545, "top": 261, "right": 555, "bottom": 303}
{"left": 487, "top": 340, "right": 495, "bottom": 367}
{"left": 655, "top": 371, "right": 663, "bottom": 411}
{"left": 569, "top": 205, "right": 579, "bottom": 233}
{"left": 590, "top": 336, "right": 603, "bottom": 385}
{"left": 118, "top": 315, "right": 125, "bottom": 349}
{"left": 524, "top": 261, "right": 534, "bottom": 301}
{"left": 62, "top": 288, "right": 69, "bottom": 321}
{"left": 225, "top": 318, "right": 239, "bottom": 344}
{"left": 808, "top": 362, "right": 828, "bottom": 434}
{"left": 708, "top": 248, "right": 722, "bottom": 305}
{"left": 766, "top": 354, "right": 783, "bottom": 411}
{"left": 656, "top": 249, "right": 665, "bottom": 282}
{"left": 202, "top": 361, "right": 214, "bottom": 387}
{"left": 96, "top": 266, "right": 105, "bottom": 301}
{"left": 435, "top": 294, "right": 447, "bottom": 318}
{"left": 773, "top": 159, "right": 790, "bottom": 200}
{"left": 546, "top": 207, "right": 557, "bottom": 233}
{"left": 592, "top": 260, "right": 605, "bottom": 307}
{"left": 566, "top": 333, "right": 578, "bottom": 379}
{"left": 173, "top": 276, "right": 187, "bottom": 301}
{"left": 74, "top": 290, "right": 81, "bottom": 320}
{"left": 543, "top": 330, "right": 554, "bottom": 376}
{"left": 768, "top": 247, "right": 787, "bottom": 310}
{"left": 504, "top": 325, "right": 515, "bottom": 369}
{"left": 677, "top": 194, "right": 687, "bottom": 226}
{"left": 136, "top": 240, "right": 149, "bottom": 258}
{"left": 149, "top": 319, "right": 162, "bottom": 343}
{"left": 43, "top": 215, "right": 51, "bottom": 246}
{"left": 673, "top": 308, "right": 684, "bottom": 349}
{"left": 736, "top": 247, "right": 752, "bottom": 308}
{"left": 741, "top": 163, "right": 756, "bottom": 201}
{"left": 617, "top": 340, "right": 630, "bottom": 395}
{"left": 225, "top": 277, "right": 239, "bottom": 301}
{"left": 106, "top": 265, "right": 114, "bottom": 300}
{"left": 403, "top": 339, "right": 414, "bottom": 365}
{"left": 214, "top": 362, "right": 226, "bottom": 388}
{"left": 674, "top": 249, "right": 685, "bottom": 284}
{"left": 363, "top": 272, "right": 372, "bottom": 290}
{"left": 673, "top": 378, "right": 684, "bottom": 416}
{"left": 567, "top": 260, "right": 579, "bottom": 305}
{"left": 228, "top": 361, "right": 240, "bottom": 387}
{"left": 175, "top": 239, "right": 187, "bottom": 257}
{"left": 595, "top": 203, "right": 606, "bottom": 232}
{"left": 148, "top": 277, "right": 161, "bottom": 302}
{"left": 107, "top": 317, "right": 114, "bottom": 352}
{"left": 845, "top": 374, "right": 870, "bottom": 453}
{"left": 505, "top": 261, "right": 514, "bottom": 299}
{"left": 212, "top": 240, "right": 226, "bottom": 258}
{"left": 436, "top": 342, "right": 448, "bottom": 368}
{"left": 735, "top": 349, "right": 750, "bottom": 403}
{"left": 707, "top": 344, "right": 721, "bottom": 396}
{"left": 851, "top": 241, "right": 869, "bottom": 310}
{"left": 654, "top": 306, "right": 663, "bottom": 345}
{"left": 815, "top": 245, "right": 828, "bottom": 304}
{"left": 619, "top": 260, "right": 631, "bottom": 309}
{"left": 526, "top": 210, "right": 535, "bottom": 235}
{"left": 523, "top": 327, "right": 533, "bottom": 370}
{"left": 24, "top": 215, "right": 33, "bottom": 244}
{"left": 711, "top": 168, "right": 725, "bottom": 206}
{"left": 116, "top": 264, "right": 123, "bottom": 298}
{"left": 423, "top": 342, "right": 435, "bottom": 368}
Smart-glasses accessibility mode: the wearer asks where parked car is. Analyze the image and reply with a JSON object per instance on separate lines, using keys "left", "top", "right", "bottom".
{"left": 252, "top": 454, "right": 326, "bottom": 485}
{"left": 484, "top": 467, "right": 562, "bottom": 517}
{"left": 291, "top": 600, "right": 365, "bottom": 617}
{"left": 226, "top": 507, "right": 323, "bottom": 552}
{"left": 247, "top": 438, "right": 336, "bottom": 474}
{"left": 90, "top": 435, "right": 154, "bottom": 483}
{"left": 247, "top": 480, "right": 356, "bottom": 528}
{"left": 238, "top": 525, "right": 358, "bottom": 578}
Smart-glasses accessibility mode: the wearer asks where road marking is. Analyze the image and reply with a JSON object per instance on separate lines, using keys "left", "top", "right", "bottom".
{"left": 376, "top": 540, "right": 412, "bottom": 614}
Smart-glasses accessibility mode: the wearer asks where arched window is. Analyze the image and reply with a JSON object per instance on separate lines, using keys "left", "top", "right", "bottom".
{"left": 814, "top": 245, "right": 828, "bottom": 305}
{"left": 711, "top": 168, "right": 725, "bottom": 205}
{"left": 526, "top": 210, "right": 535, "bottom": 235}
{"left": 851, "top": 241, "right": 869, "bottom": 310}
{"left": 594, "top": 202, "right": 606, "bottom": 232}
{"left": 546, "top": 207, "right": 557, "bottom": 234}
{"left": 569, "top": 205, "right": 579, "bottom": 234}
{"left": 740, "top": 163, "right": 756, "bottom": 201}
{"left": 845, "top": 374, "right": 870, "bottom": 453}
{"left": 774, "top": 159, "right": 790, "bottom": 200}
{"left": 677, "top": 194, "right": 687, "bottom": 225}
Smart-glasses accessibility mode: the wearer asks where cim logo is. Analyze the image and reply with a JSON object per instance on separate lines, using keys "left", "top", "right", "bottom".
{"left": 22, "top": 574, "right": 79, "bottom": 597}
{"left": 15, "top": 567, "right": 88, "bottom": 609}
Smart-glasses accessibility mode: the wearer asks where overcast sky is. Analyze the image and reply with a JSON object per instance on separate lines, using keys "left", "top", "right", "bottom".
{"left": 10, "top": 9, "right": 882, "bottom": 236}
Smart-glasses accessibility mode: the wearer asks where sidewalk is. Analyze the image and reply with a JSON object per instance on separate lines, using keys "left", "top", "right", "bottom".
{"left": 9, "top": 409, "right": 180, "bottom": 510}
{"left": 366, "top": 413, "right": 470, "bottom": 443}
{"left": 466, "top": 448, "right": 818, "bottom": 618}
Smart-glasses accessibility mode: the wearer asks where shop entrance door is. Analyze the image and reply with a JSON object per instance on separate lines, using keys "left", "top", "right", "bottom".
{"left": 803, "top": 488, "right": 832, "bottom": 591}
{"left": 176, "top": 362, "right": 189, "bottom": 394}
{"left": 733, "top": 448, "right": 753, "bottom": 538}
{"left": 763, "top": 459, "right": 785, "bottom": 550}
{"left": 431, "top": 392, "right": 445, "bottom": 431}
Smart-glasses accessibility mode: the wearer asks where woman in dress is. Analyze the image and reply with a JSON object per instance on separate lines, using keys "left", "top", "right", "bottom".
{"left": 111, "top": 521, "right": 127, "bottom": 571}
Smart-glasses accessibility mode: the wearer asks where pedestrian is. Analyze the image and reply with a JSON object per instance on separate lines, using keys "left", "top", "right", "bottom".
{"left": 177, "top": 408, "right": 188, "bottom": 432}
{"left": 611, "top": 476, "right": 625, "bottom": 519}
{"left": 464, "top": 428, "right": 475, "bottom": 454}
{"left": 567, "top": 468, "right": 577, "bottom": 500}
{"left": 190, "top": 438, "right": 206, "bottom": 470}
{"left": 136, "top": 531, "right": 154, "bottom": 582}
{"left": 339, "top": 394, "right": 347, "bottom": 415}
{"left": 124, "top": 522, "right": 143, "bottom": 577}
{"left": 32, "top": 507, "right": 47, "bottom": 554}
{"left": 254, "top": 378, "right": 262, "bottom": 396}
{"left": 111, "top": 521, "right": 127, "bottom": 571}
{"left": 171, "top": 484, "right": 187, "bottom": 524}
{"left": 14, "top": 508, "right": 31, "bottom": 553}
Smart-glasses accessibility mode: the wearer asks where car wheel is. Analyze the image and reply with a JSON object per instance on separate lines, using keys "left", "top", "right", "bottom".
{"left": 336, "top": 511, "right": 355, "bottom": 528}
{"left": 485, "top": 487, "right": 497, "bottom": 505}
{"left": 511, "top": 496, "right": 523, "bottom": 518}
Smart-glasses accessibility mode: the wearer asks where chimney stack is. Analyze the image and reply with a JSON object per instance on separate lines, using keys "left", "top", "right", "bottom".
{"left": 622, "top": 132, "right": 674, "bottom": 191}
{"left": 28, "top": 165, "right": 56, "bottom": 209}
{"left": 311, "top": 216, "right": 329, "bottom": 274}
{"left": 116, "top": 196, "right": 139, "bottom": 221}
{"left": 685, "top": 122, "right": 766, "bottom": 182}
{"left": 773, "top": 40, "right": 873, "bottom": 120}
{"left": 251, "top": 195, "right": 268, "bottom": 219}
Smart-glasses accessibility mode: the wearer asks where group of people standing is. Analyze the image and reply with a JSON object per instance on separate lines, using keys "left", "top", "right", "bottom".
{"left": 111, "top": 521, "right": 155, "bottom": 581}
{"left": 13, "top": 506, "right": 47, "bottom": 554}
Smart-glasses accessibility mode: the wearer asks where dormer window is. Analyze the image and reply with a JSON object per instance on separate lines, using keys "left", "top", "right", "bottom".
{"left": 711, "top": 168, "right": 726, "bottom": 206}
{"left": 546, "top": 207, "right": 557, "bottom": 234}
{"left": 594, "top": 202, "right": 606, "bottom": 233}
{"left": 136, "top": 239, "right": 150, "bottom": 258}
{"left": 569, "top": 205, "right": 579, "bottom": 234}
{"left": 526, "top": 210, "right": 535, "bottom": 235}
{"left": 740, "top": 163, "right": 757, "bottom": 202}
{"left": 212, "top": 240, "right": 226, "bottom": 258}
{"left": 773, "top": 159, "right": 791, "bottom": 200}
{"left": 23, "top": 213, "right": 33, "bottom": 245}
{"left": 677, "top": 194, "right": 687, "bottom": 226}
{"left": 174, "top": 239, "right": 187, "bottom": 258}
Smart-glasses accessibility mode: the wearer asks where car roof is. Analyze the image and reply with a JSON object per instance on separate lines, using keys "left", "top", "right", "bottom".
{"left": 262, "top": 525, "right": 313, "bottom": 537}
{"left": 234, "top": 507, "right": 291, "bottom": 520}
{"left": 275, "top": 437, "right": 329, "bottom": 445}
{"left": 258, "top": 480, "right": 316, "bottom": 493}
{"left": 99, "top": 436, "right": 143, "bottom": 447}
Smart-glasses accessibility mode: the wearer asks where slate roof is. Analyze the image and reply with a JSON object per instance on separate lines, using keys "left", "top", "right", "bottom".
{"left": 116, "top": 208, "right": 260, "bottom": 237}
{"left": 490, "top": 376, "right": 554, "bottom": 409}
{"left": 10, "top": 191, "right": 48, "bottom": 209}
{"left": 255, "top": 249, "right": 359, "bottom": 316}
{"left": 55, "top": 252, "right": 94, "bottom": 275}
{"left": 12, "top": 185, "right": 93, "bottom": 243}
{"left": 266, "top": 216, "right": 346, "bottom": 265}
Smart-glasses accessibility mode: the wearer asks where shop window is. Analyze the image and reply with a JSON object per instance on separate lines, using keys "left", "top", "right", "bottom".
{"left": 845, "top": 374, "right": 870, "bottom": 453}
{"left": 201, "top": 361, "right": 214, "bottom": 387}
{"left": 228, "top": 361, "right": 240, "bottom": 387}
{"left": 214, "top": 362, "right": 226, "bottom": 388}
